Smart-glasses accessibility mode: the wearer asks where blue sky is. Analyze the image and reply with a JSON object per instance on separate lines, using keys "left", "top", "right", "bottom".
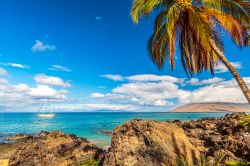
{"left": 0, "top": 0, "right": 249, "bottom": 112}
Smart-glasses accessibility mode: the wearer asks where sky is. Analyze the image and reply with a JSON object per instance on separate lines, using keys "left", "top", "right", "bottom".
{"left": 0, "top": 0, "right": 249, "bottom": 112}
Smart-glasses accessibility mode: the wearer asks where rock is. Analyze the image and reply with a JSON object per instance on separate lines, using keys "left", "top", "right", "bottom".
{"left": 0, "top": 142, "right": 25, "bottom": 160}
{"left": 175, "top": 113, "right": 250, "bottom": 161}
{"left": 103, "top": 119, "right": 200, "bottom": 166}
{"left": 96, "top": 130, "right": 113, "bottom": 136}
{"left": 2, "top": 113, "right": 249, "bottom": 166}
{"left": 7, "top": 131, "right": 105, "bottom": 166}
{"left": 6, "top": 134, "right": 33, "bottom": 141}
{"left": 220, "top": 126, "right": 233, "bottom": 135}
{"left": 0, "top": 159, "right": 9, "bottom": 166}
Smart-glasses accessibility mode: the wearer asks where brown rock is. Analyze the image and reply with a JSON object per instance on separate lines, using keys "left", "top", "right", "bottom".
{"left": 96, "top": 130, "right": 113, "bottom": 136}
{"left": 104, "top": 119, "right": 200, "bottom": 166}
{"left": 8, "top": 131, "right": 104, "bottom": 166}
{"left": 176, "top": 113, "right": 250, "bottom": 161}
{"left": 6, "top": 134, "right": 33, "bottom": 141}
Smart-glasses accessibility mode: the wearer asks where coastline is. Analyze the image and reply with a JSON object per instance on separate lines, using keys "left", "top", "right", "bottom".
{"left": 0, "top": 112, "right": 249, "bottom": 166}
{"left": 0, "top": 112, "right": 228, "bottom": 147}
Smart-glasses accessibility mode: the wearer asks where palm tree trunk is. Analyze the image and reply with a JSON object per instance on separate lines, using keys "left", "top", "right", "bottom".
{"left": 210, "top": 42, "right": 250, "bottom": 104}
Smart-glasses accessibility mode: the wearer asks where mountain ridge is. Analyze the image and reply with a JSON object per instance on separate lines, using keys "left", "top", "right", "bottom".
{"left": 170, "top": 102, "right": 250, "bottom": 112}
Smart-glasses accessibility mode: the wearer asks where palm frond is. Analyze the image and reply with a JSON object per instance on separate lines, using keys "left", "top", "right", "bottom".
{"left": 205, "top": 7, "right": 249, "bottom": 47}
{"left": 131, "top": 0, "right": 162, "bottom": 23}
{"left": 148, "top": 10, "right": 169, "bottom": 68}
{"left": 130, "top": 0, "right": 246, "bottom": 77}
{"left": 167, "top": 3, "right": 182, "bottom": 69}
{"left": 179, "top": 4, "right": 223, "bottom": 75}
{"left": 202, "top": 0, "right": 250, "bottom": 25}
{"left": 243, "top": 30, "right": 250, "bottom": 46}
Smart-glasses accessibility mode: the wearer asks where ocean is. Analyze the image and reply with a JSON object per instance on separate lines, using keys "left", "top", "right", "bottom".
{"left": 0, "top": 112, "right": 227, "bottom": 147}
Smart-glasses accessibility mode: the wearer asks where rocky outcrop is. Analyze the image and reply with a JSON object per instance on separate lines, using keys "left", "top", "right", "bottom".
{"left": 174, "top": 113, "right": 250, "bottom": 161}
{"left": 3, "top": 131, "right": 104, "bottom": 166}
{"left": 104, "top": 113, "right": 250, "bottom": 166}
{"left": 1, "top": 113, "right": 249, "bottom": 166}
{"left": 104, "top": 119, "right": 200, "bottom": 166}
{"left": 6, "top": 134, "right": 33, "bottom": 141}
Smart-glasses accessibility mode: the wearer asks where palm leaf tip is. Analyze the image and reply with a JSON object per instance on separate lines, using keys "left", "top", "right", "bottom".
{"left": 131, "top": 0, "right": 163, "bottom": 24}
{"left": 131, "top": 8, "right": 139, "bottom": 24}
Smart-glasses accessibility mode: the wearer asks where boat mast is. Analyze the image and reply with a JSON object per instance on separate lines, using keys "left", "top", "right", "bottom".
{"left": 50, "top": 104, "right": 52, "bottom": 114}
{"left": 43, "top": 99, "right": 47, "bottom": 113}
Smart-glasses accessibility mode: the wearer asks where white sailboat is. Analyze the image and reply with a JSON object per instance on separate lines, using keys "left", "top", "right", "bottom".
{"left": 38, "top": 99, "right": 55, "bottom": 118}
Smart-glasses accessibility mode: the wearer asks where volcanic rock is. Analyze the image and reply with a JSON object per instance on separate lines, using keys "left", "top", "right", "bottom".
{"left": 5, "top": 131, "right": 104, "bottom": 166}
{"left": 104, "top": 119, "right": 200, "bottom": 166}
{"left": 96, "top": 130, "right": 113, "bottom": 136}
{"left": 175, "top": 113, "right": 250, "bottom": 161}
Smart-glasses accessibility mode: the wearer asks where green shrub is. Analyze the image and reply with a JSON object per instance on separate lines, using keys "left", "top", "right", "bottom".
{"left": 176, "top": 152, "right": 226, "bottom": 166}
{"left": 79, "top": 160, "right": 101, "bottom": 166}
{"left": 225, "top": 160, "right": 250, "bottom": 166}
{"left": 175, "top": 152, "right": 250, "bottom": 166}
{"left": 240, "top": 114, "right": 250, "bottom": 131}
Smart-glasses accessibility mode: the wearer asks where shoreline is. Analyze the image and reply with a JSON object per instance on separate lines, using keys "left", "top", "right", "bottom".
{"left": 1, "top": 133, "right": 111, "bottom": 148}
{"left": 1, "top": 113, "right": 249, "bottom": 165}
{"left": 0, "top": 112, "right": 228, "bottom": 148}
{"left": 1, "top": 112, "right": 249, "bottom": 146}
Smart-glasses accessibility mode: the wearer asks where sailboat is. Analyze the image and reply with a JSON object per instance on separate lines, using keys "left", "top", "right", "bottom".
{"left": 38, "top": 99, "right": 55, "bottom": 118}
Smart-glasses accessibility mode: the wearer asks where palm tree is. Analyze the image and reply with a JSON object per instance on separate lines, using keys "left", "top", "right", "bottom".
{"left": 131, "top": 0, "right": 250, "bottom": 104}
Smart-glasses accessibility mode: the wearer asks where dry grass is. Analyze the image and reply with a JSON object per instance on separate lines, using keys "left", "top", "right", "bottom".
{"left": 0, "top": 159, "right": 9, "bottom": 166}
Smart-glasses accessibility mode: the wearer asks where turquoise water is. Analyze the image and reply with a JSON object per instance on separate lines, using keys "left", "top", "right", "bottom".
{"left": 0, "top": 112, "right": 227, "bottom": 146}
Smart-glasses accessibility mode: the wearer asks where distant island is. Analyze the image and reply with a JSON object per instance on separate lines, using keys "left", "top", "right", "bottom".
{"left": 170, "top": 102, "right": 250, "bottom": 113}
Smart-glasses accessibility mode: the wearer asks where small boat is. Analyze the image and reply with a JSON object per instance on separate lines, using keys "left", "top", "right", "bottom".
{"left": 38, "top": 114, "right": 55, "bottom": 118}
{"left": 38, "top": 99, "right": 55, "bottom": 118}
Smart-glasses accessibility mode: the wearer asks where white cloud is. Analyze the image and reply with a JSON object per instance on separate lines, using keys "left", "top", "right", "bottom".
{"left": 91, "top": 93, "right": 105, "bottom": 98}
{"left": 29, "top": 85, "right": 67, "bottom": 99}
{"left": 93, "top": 75, "right": 181, "bottom": 107}
{"left": 127, "top": 74, "right": 180, "bottom": 82}
{"left": 181, "top": 78, "right": 250, "bottom": 104}
{"left": 187, "top": 77, "right": 224, "bottom": 86}
{"left": 48, "top": 65, "right": 72, "bottom": 72}
{"left": 81, "top": 103, "right": 138, "bottom": 111}
{"left": 0, "top": 72, "right": 71, "bottom": 111}
{"left": 101, "top": 74, "right": 124, "bottom": 81}
{"left": 31, "top": 40, "right": 56, "bottom": 52}
{"left": 55, "top": 103, "right": 139, "bottom": 112}
{"left": 112, "top": 81, "right": 178, "bottom": 107}
{"left": 0, "top": 78, "right": 8, "bottom": 84}
{"left": 0, "top": 82, "right": 68, "bottom": 111}
{"left": 215, "top": 62, "right": 242, "bottom": 73}
{"left": 0, "top": 68, "right": 8, "bottom": 76}
{"left": 92, "top": 74, "right": 249, "bottom": 111}
{"left": 34, "top": 74, "right": 71, "bottom": 88}
{"left": 1, "top": 72, "right": 249, "bottom": 112}
{"left": 14, "top": 83, "right": 30, "bottom": 92}
{"left": 0, "top": 62, "right": 30, "bottom": 69}
{"left": 101, "top": 74, "right": 183, "bottom": 83}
